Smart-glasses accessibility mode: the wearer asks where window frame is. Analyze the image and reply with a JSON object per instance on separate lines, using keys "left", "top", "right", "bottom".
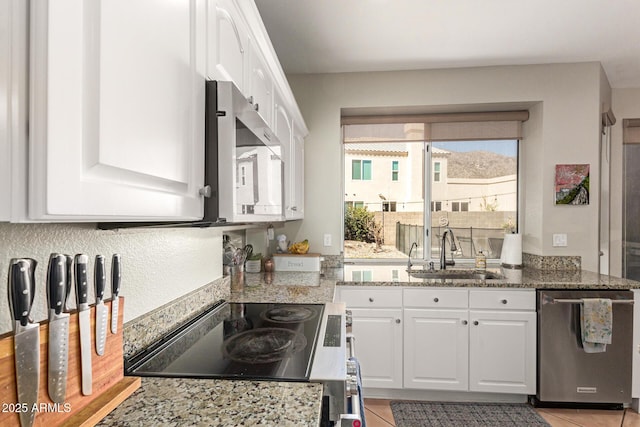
{"left": 341, "top": 121, "right": 521, "bottom": 265}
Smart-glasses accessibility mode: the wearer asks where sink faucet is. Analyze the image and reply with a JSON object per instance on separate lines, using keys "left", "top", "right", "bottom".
{"left": 407, "top": 242, "right": 418, "bottom": 270}
{"left": 440, "top": 228, "right": 457, "bottom": 270}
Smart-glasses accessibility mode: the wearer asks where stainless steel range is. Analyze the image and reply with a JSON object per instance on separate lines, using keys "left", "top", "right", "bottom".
{"left": 126, "top": 301, "right": 363, "bottom": 426}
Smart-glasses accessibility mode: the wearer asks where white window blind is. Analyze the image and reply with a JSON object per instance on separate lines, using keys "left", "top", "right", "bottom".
{"left": 623, "top": 119, "right": 640, "bottom": 144}
{"left": 342, "top": 111, "right": 528, "bottom": 142}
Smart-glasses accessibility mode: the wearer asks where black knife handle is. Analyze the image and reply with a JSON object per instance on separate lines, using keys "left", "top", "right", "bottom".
{"left": 9, "top": 258, "right": 36, "bottom": 326}
{"left": 47, "top": 253, "right": 67, "bottom": 314}
{"left": 111, "top": 254, "right": 121, "bottom": 297}
{"left": 64, "top": 255, "right": 73, "bottom": 309}
{"left": 74, "top": 254, "right": 89, "bottom": 306}
{"left": 95, "top": 255, "right": 106, "bottom": 302}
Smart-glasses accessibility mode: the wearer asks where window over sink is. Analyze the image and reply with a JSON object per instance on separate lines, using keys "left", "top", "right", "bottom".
{"left": 342, "top": 113, "right": 526, "bottom": 263}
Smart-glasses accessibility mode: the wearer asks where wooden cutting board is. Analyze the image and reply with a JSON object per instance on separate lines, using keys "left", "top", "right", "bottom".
{"left": 0, "top": 297, "right": 140, "bottom": 426}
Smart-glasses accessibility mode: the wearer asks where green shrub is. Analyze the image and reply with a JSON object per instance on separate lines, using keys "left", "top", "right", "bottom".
{"left": 344, "top": 206, "right": 379, "bottom": 243}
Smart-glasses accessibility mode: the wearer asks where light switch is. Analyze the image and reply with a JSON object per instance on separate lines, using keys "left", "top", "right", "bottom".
{"left": 323, "top": 234, "right": 332, "bottom": 247}
{"left": 552, "top": 233, "right": 568, "bottom": 247}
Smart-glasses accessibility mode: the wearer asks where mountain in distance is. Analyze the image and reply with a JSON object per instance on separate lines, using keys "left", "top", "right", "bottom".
{"left": 446, "top": 150, "right": 517, "bottom": 179}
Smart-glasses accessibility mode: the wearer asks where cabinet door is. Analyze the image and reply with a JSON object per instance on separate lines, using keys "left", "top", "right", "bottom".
{"left": 208, "top": 0, "right": 247, "bottom": 92}
{"left": 29, "top": 0, "right": 206, "bottom": 221}
{"left": 287, "top": 124, "right": 305, "bottom": 219}
{"left": 404, "top": 308, "right": 469, "bottom": 391}
{"left": 247, "top": 41, "right": 273, "bottom": 127}
{"left": 469, "top": 310, "right": 536, "bottom": 394}
{"left": 274, "top": 91, "right": 295, "bottom": 219}
{"left": 351, "top": 308, "right": 403, "bottom": 389}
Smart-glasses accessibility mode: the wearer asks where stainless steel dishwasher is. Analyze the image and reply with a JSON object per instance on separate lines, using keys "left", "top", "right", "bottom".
{"left": 536, "top": 289, "right": 634, "bottom": 408}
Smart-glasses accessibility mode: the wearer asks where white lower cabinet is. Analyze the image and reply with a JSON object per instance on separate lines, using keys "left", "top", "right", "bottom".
{"left": 351, "top": 308, "right": 403, "bottom": 389}
{"left": 337, "top": 285, "right": 536, "bottom": 395}
{"left": 336, "top": 287, "right": 403, "bottom": 389}
{"left": 405, "top": 288, "right": 536, "bottom": 394}
{"left": 468, "top": 309, "right": 536, "bottom": 394}
{"left": 404, "top": 308, "right": 469, "bottom": 390}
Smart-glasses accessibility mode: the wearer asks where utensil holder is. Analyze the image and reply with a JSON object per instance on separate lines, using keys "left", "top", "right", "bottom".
{"left": 230, "top": 265, "right": 245, "bottom": 291}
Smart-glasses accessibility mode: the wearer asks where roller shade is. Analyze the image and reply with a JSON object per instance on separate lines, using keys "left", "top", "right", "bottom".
{"left": 623, "top": 119, "right": 640, "bottom": 144}
{"left": 342, "top": 111, "right": 528, "bottom": 143}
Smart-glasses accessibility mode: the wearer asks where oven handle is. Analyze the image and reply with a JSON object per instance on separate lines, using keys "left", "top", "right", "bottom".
{"left": 340, "top": 333, "right": 364, "bottom": 427}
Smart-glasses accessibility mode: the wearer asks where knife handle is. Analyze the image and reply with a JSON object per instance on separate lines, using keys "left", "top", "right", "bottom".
{"left": 111, "top": 254, "right": 121, "bottom": 297}
{"left": 47, "top": 253, "right": 67, "bottom": 315}
{"left": 64, "top": 254, "right": 73, "bottom": 310}
{"left": 95, "top": 255, "right": 106, "bottom": 302}
{"left": 74, "top": 254, "right": 90, "bottom": 307}
{"left": 9, "top": 258, "right": 37, "bottom": 326}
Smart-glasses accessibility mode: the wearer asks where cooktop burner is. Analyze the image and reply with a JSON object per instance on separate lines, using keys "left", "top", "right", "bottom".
{"left": 223, "top": 327, "right": 308, "bottom": 363}
{"left": 126, "top": 302, "right": 324, "bottom": 382}
{"left": 260, "top": 306, "right": 317, "bottom": 323}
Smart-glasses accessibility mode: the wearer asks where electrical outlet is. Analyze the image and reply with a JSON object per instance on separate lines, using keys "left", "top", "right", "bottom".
{"left": 552, "top": 233, "right": 568, "bottom": 247}
{"left": 323, "top": 234, "right": 332, "bottom": 247}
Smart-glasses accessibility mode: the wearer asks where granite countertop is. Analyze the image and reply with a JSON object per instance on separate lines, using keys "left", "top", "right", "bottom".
{"left": 106, "top": 272, "right": 335, "bottom": 427}
{"left": 98, "top": 377, "right": 323, "bottom": 426}
{"left": 229, "top": 271, "right": 337, "bottom": 303}
{"left": 337, "top": 264, "right": 640, "bottom": 289}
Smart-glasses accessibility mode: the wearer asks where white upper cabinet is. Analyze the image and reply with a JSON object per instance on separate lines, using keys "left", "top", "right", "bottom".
{"left": 28, "top": 0, "right": 206, "bottom": 221}
{"left": 207, "top": 0, "right": 248, "bottom": 93}
{"left": 274, "top": 89, "right": 298, "bottom": 220}
{"left": 287, "top": 123, "right": 305, "bottom": 220}
{"left": 247, "top": 40, "right": 274, "bottom": 128}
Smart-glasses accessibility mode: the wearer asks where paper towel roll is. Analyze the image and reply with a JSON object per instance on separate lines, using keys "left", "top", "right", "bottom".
{"left": 500, "top": 233, "right": 523, "bottom": 268}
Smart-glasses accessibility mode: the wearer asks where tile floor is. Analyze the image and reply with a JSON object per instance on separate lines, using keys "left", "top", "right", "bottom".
{"left": 364, "top": 398, "right": 640, "bottom": 427}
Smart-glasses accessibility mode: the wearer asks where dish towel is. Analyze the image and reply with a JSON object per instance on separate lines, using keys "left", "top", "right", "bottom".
{"left": 580, "top": 298, "right": 613, "bottom": 353}
{"left": 348, "top": 357, "right": 367, "bottom": 427}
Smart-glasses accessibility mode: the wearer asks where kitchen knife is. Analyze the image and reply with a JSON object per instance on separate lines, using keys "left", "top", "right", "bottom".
{"left": 94, "top": 255, "right": 108, "bottom": 356}
{"left": 46, "top": 254, "right": 70, "bottom": 403}
{"left": 9, "top": 258, "right": 39, "bottom": 427}
{"left": 110, "top": 254, "right": 121, "bottom": 334}
{"left": 74, "top": 254, "right": 92, "bottom": 395}
{"left": 63, "top": 255, "right": 73, "bottom": 311}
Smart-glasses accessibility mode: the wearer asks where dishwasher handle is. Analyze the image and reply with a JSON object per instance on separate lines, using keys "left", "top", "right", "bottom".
{"left": 542, "top": 296, "right": 634, "bottom": 305}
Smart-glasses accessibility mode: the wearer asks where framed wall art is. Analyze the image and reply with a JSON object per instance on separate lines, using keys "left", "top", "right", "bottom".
{"left": 555, "top": 164, "right": 590, "bottom": 205}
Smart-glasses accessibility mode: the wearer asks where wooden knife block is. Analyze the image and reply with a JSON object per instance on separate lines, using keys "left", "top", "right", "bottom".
{"left": 0, "top": 297, "right": 140, "bottom": 426}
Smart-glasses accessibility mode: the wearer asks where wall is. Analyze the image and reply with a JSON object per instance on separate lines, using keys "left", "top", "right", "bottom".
{"left": 611, "top": 88, "right": 640, "bottom": 277}
{"left": 286, "top": 63, "right": 605, "bottom": 271}
{"left": 0, "top": 223, "right": 223, "bottom": 335}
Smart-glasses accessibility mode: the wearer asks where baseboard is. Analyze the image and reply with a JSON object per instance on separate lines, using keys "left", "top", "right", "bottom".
{"left": 362, "top": 387, "right": 529, "bottom": 403}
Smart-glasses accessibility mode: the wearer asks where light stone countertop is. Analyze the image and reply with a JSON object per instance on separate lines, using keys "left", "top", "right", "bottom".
{"left": 228, "top": 270, "right": 337, "bottom": 303}
{"left": 98, "top": 377, "right": 323, "bottom": 427}
{"left": 337, "top": 264, "right": 640, "bottom": 289}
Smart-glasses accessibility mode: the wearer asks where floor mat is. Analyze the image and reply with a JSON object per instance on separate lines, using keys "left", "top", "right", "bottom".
{"left": 390, "top": 401, "right": 551, "bottom": 427}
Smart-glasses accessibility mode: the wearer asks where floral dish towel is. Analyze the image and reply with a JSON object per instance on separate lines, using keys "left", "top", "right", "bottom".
{"left": 580, "top": 298, "right": 612, "bottom": 353}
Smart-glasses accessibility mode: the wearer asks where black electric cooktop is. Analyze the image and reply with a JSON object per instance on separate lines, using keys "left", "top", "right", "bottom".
{"left": 126, "top": 302, "right": 324, "bottom": 382}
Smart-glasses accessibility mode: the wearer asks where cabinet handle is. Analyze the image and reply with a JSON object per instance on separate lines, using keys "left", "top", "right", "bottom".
{"left": 395, "top": 319, "right": 401, "bottom": 324}
{"left": 501, "top": 299, "right": 508, "bottom": 304}
{"left": 291, "top": 206, "right": 298, "bottom": 211}
{"left": 369, "top": 297, "right": 374, "bottom": 302}
{"left": 246, "top": 96, "right": 254, "bottom": 105}
{"left": 473, "top": 321, "right": 479, "bottom": 326}
{"left": 433, "top": 297, "right": 439, "bottom": 303}
{"left": 199, "top": 186, "right": 212, "bottom": 198}
{"left": 254, "top": 103, "right": 259, "bottom": 112}
{"left": 462, "top": 320, "right": 468, "bottom": 325}
{"left": 263, "top": 131, "right": 271, "bottom": 141}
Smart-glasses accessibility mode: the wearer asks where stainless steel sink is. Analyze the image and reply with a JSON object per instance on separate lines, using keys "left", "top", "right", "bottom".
{"left": 406, "top": 269, "right": 504, "bottom": 280}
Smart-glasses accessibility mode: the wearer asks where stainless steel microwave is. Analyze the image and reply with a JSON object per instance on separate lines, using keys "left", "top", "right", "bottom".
{"left": 205, "top": 80, "right": 284, "bottom": 223}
